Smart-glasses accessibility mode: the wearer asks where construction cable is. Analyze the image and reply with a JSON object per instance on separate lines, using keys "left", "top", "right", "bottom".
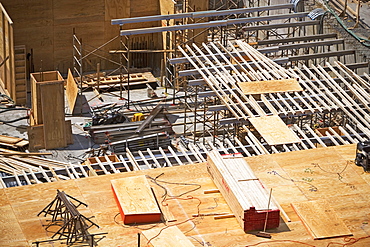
{"left": 0, "top": 107, "right": 29, "bottom": 123}
{"left": 246, "top": 240, "right": 316, "bottom": 246}
{"left": 146, "top": 196, "right": 202, "bottom": 246}
{"left": 145, "top": 173, "right": 202, "bottom": 199}
{"left": 267, "top": 170, "right": 318, "bottom": 192}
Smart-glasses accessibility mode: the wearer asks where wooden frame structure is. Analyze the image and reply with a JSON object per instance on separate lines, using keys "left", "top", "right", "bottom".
{"left": 28, "top": 71, "right": 73, "bottom": 150}
{"left": 0, "top": 3, "right": 15, "bottom": 103}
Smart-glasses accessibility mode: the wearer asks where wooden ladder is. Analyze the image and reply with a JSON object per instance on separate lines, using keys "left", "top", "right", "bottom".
{"left": 14, "top": 45, "right": 27, "bottom": 105}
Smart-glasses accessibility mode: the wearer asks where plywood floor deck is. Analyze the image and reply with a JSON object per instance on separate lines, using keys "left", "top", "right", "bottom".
{"left": 1, "top": 144, "right": 370, "bottom": 246}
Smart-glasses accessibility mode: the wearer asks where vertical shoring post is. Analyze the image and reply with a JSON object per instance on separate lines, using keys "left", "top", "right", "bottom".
{"left": 184, "top": 83, "right": 187, "bottom": 136}
{"left": 203, "top": 93, "right": 206, "bottom": 145}
{"left": 127, "top": 35, "right": 130, "bottom": 109}
{"left": 79, "top": 38, "right": 83, "bottom": 100}
{"left": 173, "top": 29, "right": 177, "bottom": 105}
{"left": 194, "top": 85, "right": 198, "bottom": 144}
{"left": 120, "top": 26, "right": 123, "bottom": 100}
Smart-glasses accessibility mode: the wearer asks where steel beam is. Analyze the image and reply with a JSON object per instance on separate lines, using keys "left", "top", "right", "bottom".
{"left": 120, "top": 12, "right": 309, "bottom": 36}
{"left": 112, "top": 4, "right": 294, "bottom": 25}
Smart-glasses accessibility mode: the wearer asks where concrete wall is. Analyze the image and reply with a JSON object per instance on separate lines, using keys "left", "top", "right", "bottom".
{"left": 1, "top": 0, "right": 175, "bottom": 76}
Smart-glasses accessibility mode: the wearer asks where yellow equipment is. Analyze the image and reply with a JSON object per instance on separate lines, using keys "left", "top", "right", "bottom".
{"left": 132, "top": 113, "right": 144, "bottom": 122}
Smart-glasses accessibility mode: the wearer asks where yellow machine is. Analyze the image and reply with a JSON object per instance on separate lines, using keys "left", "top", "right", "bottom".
{"left": 132, "top": 113, "right": 144, "bottom": 122}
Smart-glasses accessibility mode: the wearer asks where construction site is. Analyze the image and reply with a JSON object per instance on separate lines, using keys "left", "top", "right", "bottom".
{"left": 0, "top": 0, "right": 370, "bottom": 246}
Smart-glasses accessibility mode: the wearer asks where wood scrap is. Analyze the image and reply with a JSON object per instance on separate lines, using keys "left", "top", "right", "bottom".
{"left": 0, "top": 152, "right": 51, "bottom": 156}
{"left": 0, "top": 134, "right": 29, "bottom": 149}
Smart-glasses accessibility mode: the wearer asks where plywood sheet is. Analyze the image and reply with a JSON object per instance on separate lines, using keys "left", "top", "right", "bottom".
{"left": 142, "top": 226, "right": 195, "bottom": 247}
{"left": 40, "top": 81, "right": 66, "bottom": 149}
{"left": 111, "top": 175, "right": 161, "bottom": 224}
{"left": 291, "top": 199, "right": 352, "bottom": 239}
{"left": 238, "top": 78, "right": 303, "bottom": 95}
{"left": 2, "top": 145, "right": 370, "bottom": 246}
{"left": 249, "top": 116, "right": 301, "bottom": 145}
{"left": 65, "top": 69, "right": 78, "bottom": 114}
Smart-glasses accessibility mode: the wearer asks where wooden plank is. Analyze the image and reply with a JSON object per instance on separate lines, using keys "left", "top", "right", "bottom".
{"left": 248, "top": 115, "right": 301, "bottom": 145}
{"left": 0, "top": 135, "right": 23, "bottom": 144}
{"left": 0, "top": 152, "right": 51, "bottom": 156}
{"left": 26, "top": 125, "right": 45, "bottom": 151}
{"left": 65, "top": 120, "right": 73, "bottom": 145}
{"left": 238, "top": 78, "right": 302, "bottom": 95}
{"left": 291, "top": 199, "right": 352, "bottom": 239}
{"left": 65, "top": 68, "right": 78, "bottom": 113}
{"left": 40, "top": 80, "right": 67, "bottom": 149}
{"left": 142, "top": 226, "right": 195, "bottom": 247}
{"left": 111, "top": 175, "right": 161, "bottom": 224}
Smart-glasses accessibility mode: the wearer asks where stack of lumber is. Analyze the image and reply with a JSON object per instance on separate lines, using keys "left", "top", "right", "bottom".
{"left": 80, "top": 72, "right": 158, "bottom": 90}
{"left": 0, "top": 148, "right": 67, "bottom": 176}
{"left": 207, "top": 150, "right": 280, "bottom": 231}
{"left": 86, "top": 120, "right": 172, "bottom": 144}
{"left": 109, "top": 132, "right": 172, "bottom": 153}
{"left": 27, "top": 71, "right": 73, "bottom": 150}
{"left": 111, "top": 175, "right": 161, "bottom": 224}
{"left": 0, "top": 134, "right": 29, "bottom": 149}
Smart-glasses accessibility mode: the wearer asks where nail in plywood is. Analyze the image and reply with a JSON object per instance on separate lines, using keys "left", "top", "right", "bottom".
{"left": 291, "top": 199, "right": 352, "bottom": 239}
{"left": 65, "top": 69, "right": 78, "bottom": 114}
{"left": 142, "top": 226, "right": 195, "bottom": 247}
{"left": 111, "top": 175, "right": 161, "bottom": 224}
{"left": 248, "top": 116, "right": 301, "bottom": 145}
{"left": 40, "top": 80, "right": 67, "bottom": 149}
{"left": 237, "top": 78, "right": 302, "bottom": 95}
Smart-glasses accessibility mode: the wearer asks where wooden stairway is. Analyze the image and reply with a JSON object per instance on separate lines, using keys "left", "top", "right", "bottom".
{"left": 14, "top": 45, "right": 27, "bottom": 105}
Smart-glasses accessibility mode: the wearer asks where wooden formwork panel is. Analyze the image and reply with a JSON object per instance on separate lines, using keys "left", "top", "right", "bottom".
{"left": 39, "top": 80, "right": 66, "bottom": 149}
{"left": 237, "top": 78, "right": 303, "bottom": 95}
{"left": 248, "top": 115, "right": 301, "bottom": 145}
{"left": 292, "top": 199, "right": 352, "bottom": 239}
{"left": 0, "top": 3, "right": 15, "bottom": 104}
{"left": 65, "top": 69, "right": 78, "bottom": 114}
{"left": 30, "top": 71, "right": 64, "bottom": 125}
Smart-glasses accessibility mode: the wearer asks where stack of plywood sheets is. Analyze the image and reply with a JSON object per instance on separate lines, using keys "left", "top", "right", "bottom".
{"left": 111, "top": 175, "right": 161, "bottom": 224}
{"left": 27, "top": 71, "right": 72, "bottom": 150}
{"left": 0, "top": 135, "right": 28, "bottom": 149}
{"left": 207, "top": 150, "right": 280, "bottom": 231}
